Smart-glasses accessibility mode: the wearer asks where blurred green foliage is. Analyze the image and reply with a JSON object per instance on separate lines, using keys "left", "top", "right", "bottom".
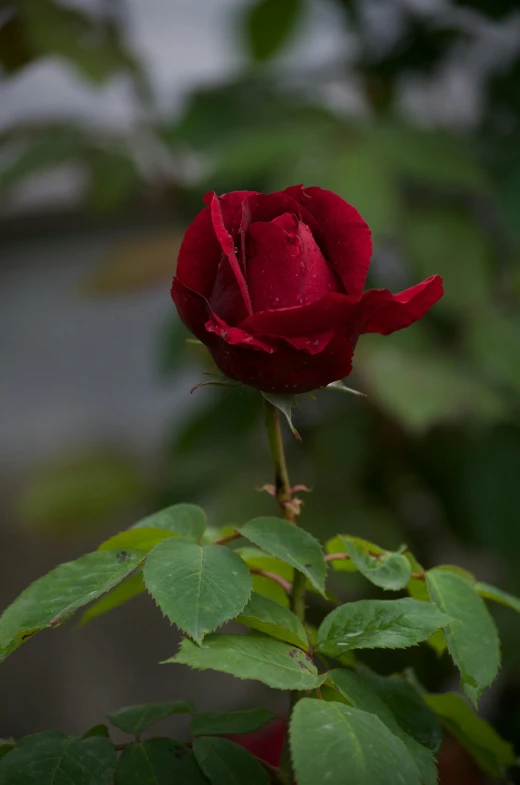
{"left": 2, "top": 0, "right": 520, "bottom": 763}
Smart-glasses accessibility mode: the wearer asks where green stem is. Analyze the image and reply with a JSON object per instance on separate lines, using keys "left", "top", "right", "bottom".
{"left": 264, "top": 400, "right": 294, "bottom": 522}
{"left": 264, "top": 399, "right": 308, "bottom": 781}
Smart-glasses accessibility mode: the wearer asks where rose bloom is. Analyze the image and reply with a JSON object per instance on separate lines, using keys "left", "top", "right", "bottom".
{"left": 171, "top": 186, "right": 443, "bottom": 394}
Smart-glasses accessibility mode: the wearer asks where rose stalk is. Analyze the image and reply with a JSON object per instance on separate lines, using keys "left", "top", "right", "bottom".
{"left": 171, "top": 184, "right": 443, "bottom": 779}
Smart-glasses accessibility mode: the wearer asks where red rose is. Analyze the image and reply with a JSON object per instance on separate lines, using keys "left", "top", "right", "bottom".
{"left": 171, "top": 186, "right": 443, "bottom": 394}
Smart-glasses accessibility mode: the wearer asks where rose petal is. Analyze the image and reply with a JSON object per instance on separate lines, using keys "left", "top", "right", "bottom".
{"left": 171, "top": 277, "right": 213, "bottom": 342}
{"left": 284, "top": 185, "right": 372, "bottom": 298}
{"left": 239, "top": 292, "right": 363, "bottom": 337}
{"left": 206, "top": 314, "right": 335, "bottom": 357}
{"left": 208, "top": 332, "right": 355, "bottom": 394}
{"left": 247, "top": 213, "right": 341, "bottom": 311}
{"left": 175, "top": 205, "right": 221, "bottom": 298}
{"left": 205, "top": 318, "right": 276, "bottom": 353}
{"left": 209, "top": 254, "right": 252, "bottom": 325}
{"left": 203, "top": 189, "right": 258, "bottom": 235}
{"left": 239, "top": 197, "right": 252, "bottom": 270}
{"left": 247, "top": 191, "right": 303, "bottom": 223}
{"left": 209, "top": 193, "right": 253, "bottom": 315}
{"left": 361, "top": 275, "right": 444, "bottom": 335}
{"left": 279, "top": 329, "right": 335, "bottom": 355}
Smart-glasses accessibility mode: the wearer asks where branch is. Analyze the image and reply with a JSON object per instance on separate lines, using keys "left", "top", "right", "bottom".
{"left": 249, "top": 568, "right": 292, "bottom": 595}
{"left": 215, "top": 531, "right": 242, "bottom": 546}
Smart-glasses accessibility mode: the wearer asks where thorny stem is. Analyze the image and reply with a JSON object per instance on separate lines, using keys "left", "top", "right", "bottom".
{"left": 264, "top": 399, "right": 307, "bottom": 781}
{"left": 264, "top": 401, "right": 295, "bottom": 522}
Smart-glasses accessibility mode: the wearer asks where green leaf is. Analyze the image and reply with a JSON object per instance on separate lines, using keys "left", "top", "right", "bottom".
{"left": 377, "top": 125, "right": 487, "bottom": 192}
{"left": 326, "top": 534, "right": 370, "bottom": 572}
{"left": 0, "top": 733, "right": 116, "bottom": 785}
{"left": 84, "top": 231, "right": 183, "bottom": 297}
{"left": 467, "top": 311, "right": 520, "bottom": 398}
{"left": 316, "top": 598, "right": 451, "bottom": 656}
{"left": 238, "top": 517, "right": 326, "bottom": 594}
{"left": 261, "top": 393, "right": 300, "bottom": 439}
{"left": 168, "top": 634, "right": 322, "bottom": 690}
{"left": 81, "top": 724, "right": 110, "bottom": 739}
{"left": 326, "top": 380, "right": 367, "bottom": 396}
{"left": 328, "top": 669, "right": 438, "bottom": 785}
{"left": 404, "top": 207, "right": 490, "bottom": 317}
{"left": 21, "top": 0, "right": 135, "bottom": 85}
{"left": 78, "top": 573, "right": 145, "bottom": 627}
{"left": 143, "top": 540, "right": 251, "bottom": 643}
{"left": 426, "top": 569, "right": 501, "bottom": 705}
{"left": 0, "top": 129, "right": 86, "bottom": 192}
{"left": 107, "top": 701, "right": 194, "bottom": 736}
{"left": 290, "top": 698, "right": 422, "bottom": 785}
{"left": 359, "top": 345, "right": 505, "bottom": 432}
{"left": 114, "top": 738, "right": 207, "bottom": 785}
{"left": 324, "top": 136, "right": 400, "bottom": 239}
{"left": 193, "top": 737, "right": 269, "bottom": 785}
{"left": 475, "top": 581, "right": 520, "bottom": 613}
{"left": 425, "top": 692, "right": 516, "bottom": 780}
{"left": 246, "top": 0, "right": 302, "bottom": 62}
{"left": 133, "top": 503, "right": 206, "bottom": 543}
{"left": 0, "top": 549, "right": 144, "bottom": 662}
{"left": 0, "top": 740, "right": 15, "bottom": 762}
{"left": 460, "top": 424, "right": 520, "bottom": 554}
{"left": 191, "top": 708, "right": 277, "bottom": 737}
{"left": 236, "top": 592, "right": 308, "bottom": 649}
{"left": 86, "top": 148, "right": 140, "bottom": 213}
{"left": 16, "top": 451, "right": 147, "bottom": 533}
{"left": 0, "top": 15, "right": 37, "bottom": 74}
{"left": 342, "top": 537, "right": 412, "bottom": 590}
{"left": 98, "top": 528, "right": 175, "bottom": 553}
{"left": 360, "top": 670, "right": 442, "bottom": 754}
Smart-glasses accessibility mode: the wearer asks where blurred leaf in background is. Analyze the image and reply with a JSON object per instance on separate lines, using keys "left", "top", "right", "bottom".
{"left": 83, "top": 232, "right": 183, "bottom": 296}
{"left": 16, "top": 452, "right": 150, "bottom": 535}
{"left": 245, "top": 0, "right": 303, "bottom": 62}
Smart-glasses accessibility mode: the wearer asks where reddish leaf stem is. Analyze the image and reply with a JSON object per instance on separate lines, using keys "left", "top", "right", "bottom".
{"left": 324, "top": 552, "right": 425, "bottom": 579}
{"left": 249, "top": 568, "right": 292, "bottom": 595}
{"left": 215, "top": 531, "right": 242, "bottom": 546}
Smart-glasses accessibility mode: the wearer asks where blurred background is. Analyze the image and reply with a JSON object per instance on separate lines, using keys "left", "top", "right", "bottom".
{"left": 1, "top": 0, "right": 520, "bottom": 780}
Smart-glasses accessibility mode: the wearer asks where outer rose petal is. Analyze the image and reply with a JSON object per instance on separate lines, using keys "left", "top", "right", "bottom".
{"left": 205, "top": 318, "right": 276, "bottom": 353}
{"left": 239, "top": 292, "right": 375, "bottom": 337}
{"left": 247, "top": 191, "right": 304, "bottom": 223}
{"left": 362, "top": 275, "right": 444, "bottom": 335}
{"left": 247, "top": 213, "right": 341, "bottom": 311}
{"left": 175, "top": 206, "right": 221, "bottom": 298}
{"left": 209, "top": 193, "right": 253, "bottom": 315}
{"left": 171, "top": 277, "right": 213, "bottom": 342}
{"left": 284, "top": 185, "right": 372, "bottom": 298}
{"left": 203, "top": 189, "right": 258, "bottom": 234}
{"left": 209, "top": 254, "right": 251, "bottom": 325}
{"left": 208, "top": 332, "right": 355, "bottom": 393}
{"left": 172, "top": 283, "right": 349, "bottom": 393}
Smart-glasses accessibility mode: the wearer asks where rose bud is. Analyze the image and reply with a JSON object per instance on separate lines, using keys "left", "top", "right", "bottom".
{"left": 171, "top": 186, "right": 443, "bottom": 394}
